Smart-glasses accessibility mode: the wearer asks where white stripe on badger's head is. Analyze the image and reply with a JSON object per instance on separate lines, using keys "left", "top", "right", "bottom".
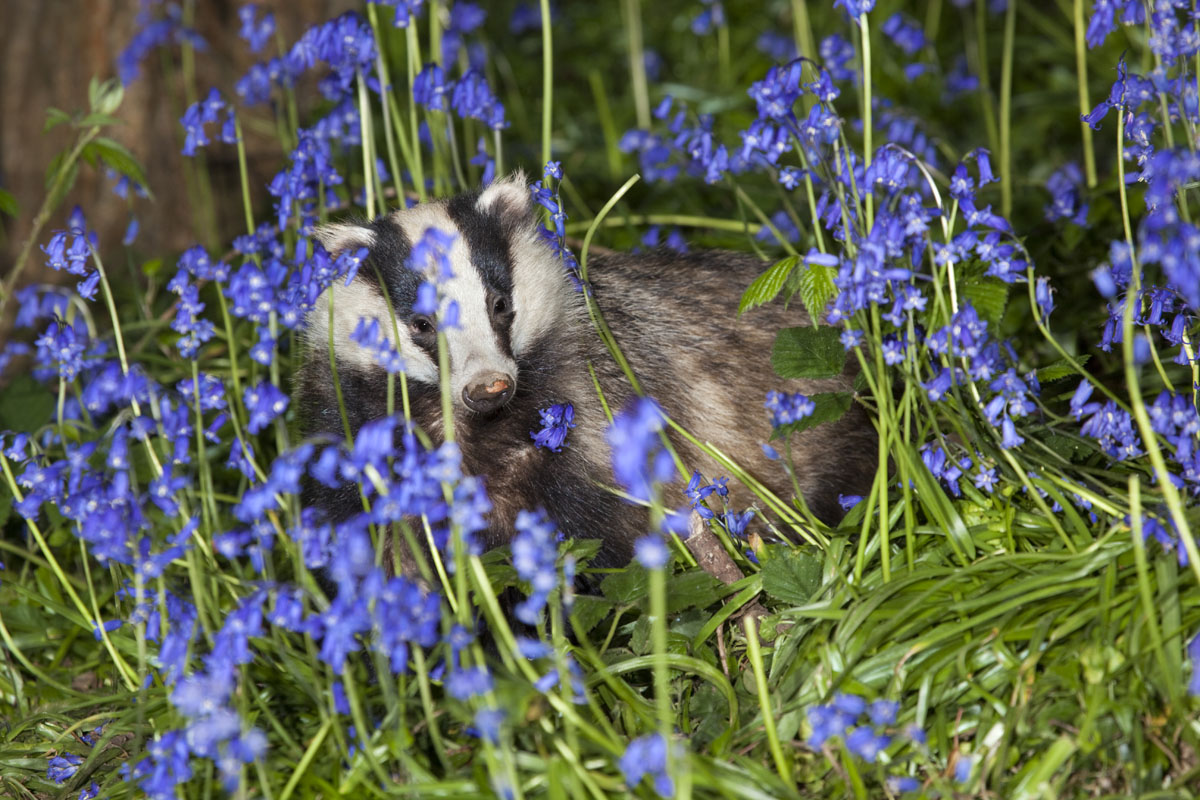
{"left": 392, "top": 198, "right": 520, "bottom": 412}
{"left": 306, "top": 221, "right": 440, "bottom": 384}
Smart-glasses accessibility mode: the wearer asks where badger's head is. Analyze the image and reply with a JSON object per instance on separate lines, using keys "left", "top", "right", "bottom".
{"left": 307, "top": 173, "right": 574, "bottom": 418}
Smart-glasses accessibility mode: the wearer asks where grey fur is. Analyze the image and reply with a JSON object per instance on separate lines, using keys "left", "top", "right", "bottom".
{"left": 296, "top": 178, "right": 876, "bottom": 567}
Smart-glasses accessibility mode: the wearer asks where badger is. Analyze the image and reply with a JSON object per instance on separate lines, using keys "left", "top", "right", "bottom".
{"left": 296, "top": 174, "right": 876, "bottom": 568}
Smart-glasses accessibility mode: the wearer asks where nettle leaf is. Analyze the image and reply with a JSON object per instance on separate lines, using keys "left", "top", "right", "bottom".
{"left": 760, "top": 547, "right": 822, "bottom": 606}
{"left": 958, "top": 275, "right": 1010, "bottom": 327}
{"left": 739, "top": 255, "right": 797, "bottom": 314}
{"left": 1037, "top": 355, "right": 1089, "bottom": 384}
{"left": 570, "top": 595, "right": 614, "bottom": 635}
{"left": 771, "top": 325, "right": 844, "bottom": 379}
{"left": 796, "top": 260, "right": 837, "bottom": 323}
{"left": 769, "top": 392, "right": 853, "bottom": 439}
{"left": 666, "top": 569, "right": 722, "bottom": 613}
{"left": 600, "top": 566, "right": 649, "bottom": 605}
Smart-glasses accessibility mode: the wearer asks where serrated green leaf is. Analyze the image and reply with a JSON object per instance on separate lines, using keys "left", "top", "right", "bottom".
{"left": 739, "top": 255, "right": 797, "bottom": 314}
{"left": 43, "top": 108, "right": 71, "bottom": 134}
{"left": 958, "top": 275, "right": 1010, "bottom": 327}
{"left": 769, "top": 392, "right": 853, "bottom": 439}
{"left": 569, "top": 595, "right": 613, "bottom": 634}
{"left": 666, "top": 569, "right": 721, "bottom": 613}
{"left": 1037, "top": 355, "right": 1089, "bottom": 383}
{"left": 771, "top": 326, "right": 844, "bottom": 379}
{"left": 600, "top": 566, "right": 648, "bottom": 605}
{"left": 86, "top": 137, "right": 152, "bottom": 199}
{"left": 797, "top": 260, "right": 836, "bottom": 323}
{"left": 760, "top": 548, "right": 822, "bottom": 606}
{"left": 0, "top": 188, "right": 18, "bottom": 218}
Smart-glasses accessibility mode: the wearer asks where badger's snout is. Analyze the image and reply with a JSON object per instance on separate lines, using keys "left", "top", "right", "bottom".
{"left": 463, "top": 372, "right": 515, "bottom": 413}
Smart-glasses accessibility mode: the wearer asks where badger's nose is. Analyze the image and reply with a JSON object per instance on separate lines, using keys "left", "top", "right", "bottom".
{"left": 462, "top": 372, "right": 515, "bottom": 413}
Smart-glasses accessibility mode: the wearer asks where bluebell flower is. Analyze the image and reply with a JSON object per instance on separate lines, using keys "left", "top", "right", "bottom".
{"left": 1044, "top": 163, "right": 1089, "bottom": 226}
{"left": 471, "top": 708, "right": 505, "bottom": 744}
{"left": 954, "top": 754, "right": 974, "bottom": 784}
{"left": 756, "top": 32, "right": 797, "bottom": 62}
{"left": 243, "top": 380, "right": 289, "bottom": 435}
{"left": 846, "top": 726, "right": 891, "bottom": 762}
{"left": 238, "top": 5, "right": 275, "bottom": 53}
{"left": 634, "top": 533, "right": 669, "bottom": 569}
{"left": 512, "top": 508, "right": 561, "bottom": 624}
{"left": 764, "top": 391, "right": 815, "bottom": 427}
{"left": 607, "top": 397, "right": 675, "bottom": 503}
{"left": 531, "top": 403, "right": 574, "bottom": 451}
{"left": 619, "top": 733, "right": 673, "bottom": 797}
{"left": 117, "top": 5, "right": 207, "bottom": 85}
{"left": 47, "top": 753, "right": 83, "bottom": 784}
{"left": 446, "top": 665, "right": 493, "bottom": 700}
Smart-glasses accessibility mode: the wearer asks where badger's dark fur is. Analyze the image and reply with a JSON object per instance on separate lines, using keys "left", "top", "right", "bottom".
{"left": 297, "top": 175, "right": 876, "bottom": 567}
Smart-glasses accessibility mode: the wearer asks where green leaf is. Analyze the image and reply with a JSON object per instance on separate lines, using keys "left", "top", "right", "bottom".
{"left": 738, "top": 255, "right": 797, "bottom": 314}
{"left": 78, "top": 112, "right": 124, "bottom": 129}
{"left": 898, "top": 443, "right": 975, "bottom": 562}
{"left": 0, "top": 375, "right": 55, "bottom": 435}
{"left": 795, "top": 260, "right": 837, "bottom": 324}
{"left": 43, "top": 108, "right": 72, "bottom": 133}
{"left": 771, "top": 326, "right": 844, "bottom": 379}
{"left": 88, "top": 77, "right": 124, "bottom": 116}
{"left": 958, "top": 275, "right": 1010, "bottom": 327}
{"left": 760, "top": 548, "right": 822, "bottom": 606}
{"left": 600, "top": 566, "right": 648, "bottom": 605}
{"left": 1037, "top": 355, "right": 1089, "bottom": 384}
{"left": 569, "top": 595, "right": 613, "bottom": 635}
{"left": 666, "top": 570, "right": 722, "bottom": 613}
{"left": 769, "top": 392, "right": 853, "bottom": 439}
{"left": 0, "top": 188, "right": 18, "bottom": 218}
{"left": 85, "top": 137, "right": 151, "bottom": 197}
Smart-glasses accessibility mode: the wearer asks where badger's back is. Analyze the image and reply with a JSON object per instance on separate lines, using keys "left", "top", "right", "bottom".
{"left": 586, "top": 248, "right": 875, "bottom": 528}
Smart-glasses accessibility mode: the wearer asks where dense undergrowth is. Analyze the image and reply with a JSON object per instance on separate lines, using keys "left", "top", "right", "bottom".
{"left": 1, "top": 0, "right": 1199, "bottom": 797}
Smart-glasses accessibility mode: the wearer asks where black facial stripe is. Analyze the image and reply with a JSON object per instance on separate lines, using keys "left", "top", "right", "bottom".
{"left": 446, "top": 192, "right": 514, "bottom": 296}
{"left": 366, "top": 215, "right": 420, "bottom": 317}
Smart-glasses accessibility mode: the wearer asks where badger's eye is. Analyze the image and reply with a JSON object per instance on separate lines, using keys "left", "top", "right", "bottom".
{"left": 410, "top": 315, "right": 435, "bottom": 335}
{"left": 491, "top": 295, "right": 510, "bottom": 318}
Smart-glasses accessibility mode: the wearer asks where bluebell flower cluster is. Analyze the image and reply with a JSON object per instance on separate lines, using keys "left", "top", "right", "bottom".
{"left": 764, "top": 390, "right": 816, "bottom": 427}
{"left": 237, "top": 4, "right": 275, "bottom": 53}
{"left": 511, "top": 508, "right": 564, "bottom": 624}
{"left": 686, "top": 471, "right": 755, "bottom": 538}
{"left": 236, "top": 12, "right": 376, "bottom": 106}
{"left": 1043, "top": 163, "right": 1089, "bottom": 226}
{"left": 530, "top": 163, "right": 581, "bottom": 283}
{"left": 807, "top": 693, "right": 921, "bottom": 774}
{"left": 116, "top": 3, "right": 206, "bottom": 85}
{"left": 180, "top": 88, "right": 237, "bottom": 156}
{"left": 531, "top": 403, "right": 575, "bottom": 451}
{"left": 413, "top": 64, "right": 508, "bottom": 130}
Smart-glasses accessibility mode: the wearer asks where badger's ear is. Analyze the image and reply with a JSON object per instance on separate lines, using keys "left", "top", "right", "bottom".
{"left": 477, "top": 170, "right": 533, "bottom": 221}
{"left": 314, "top": 222, "right": 376, "bottom": 258}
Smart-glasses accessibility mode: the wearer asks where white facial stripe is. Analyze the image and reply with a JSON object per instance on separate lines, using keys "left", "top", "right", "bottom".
{"left": 306, "top": 279, "right": 439, "bottom": 383}
{"left": 391, "top": 204, "right": 518, "bottom": 407}
{"left": 508, "top": 227, "right": 576, "bottom": 357}
{"left": 476, "top": 170, "right": 530, "bottom": 215}
{"left": 315, "top": 222, "right": 375, "bottom": 256}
